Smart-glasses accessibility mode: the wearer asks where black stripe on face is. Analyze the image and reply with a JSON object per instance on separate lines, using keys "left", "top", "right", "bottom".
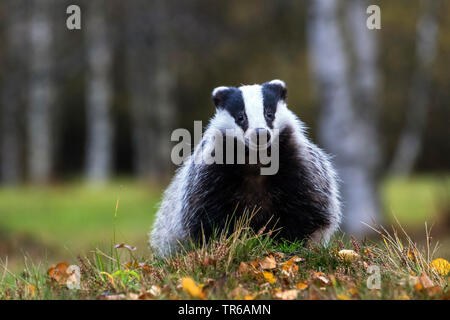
{"left": 262, "top": 82, "right": 286, "bottom": 129}
{"left": 218, "top": 88, "right": 248, "bottom": 132}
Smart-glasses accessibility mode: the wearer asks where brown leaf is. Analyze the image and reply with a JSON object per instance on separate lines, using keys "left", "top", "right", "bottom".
{"left": 312, "top": 271, "right": 331, "bottom": 286}
{"left": 259, "top": 255, "right": 277, "bottom": 270}
{"left": 274, "top": 289, "right": 298, "bottom": 300}
{"left": 231, "top": 285, "right": 250, "bottom": 299}
{"left": 202, "top": 256, "right": 217, "bottom": 267}
{"left": 419, "top": 272, "right": 434, "bottom": 289}
{"left": 238, "top": 262, "right": 249, "bottom": 274}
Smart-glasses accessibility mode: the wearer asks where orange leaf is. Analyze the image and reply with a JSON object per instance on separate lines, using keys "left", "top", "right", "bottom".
{"left": 48, "top": 262, "right": 70, "bottom": 284}
{"left": 296, "top": 282, "right": 308, "bottom": 291}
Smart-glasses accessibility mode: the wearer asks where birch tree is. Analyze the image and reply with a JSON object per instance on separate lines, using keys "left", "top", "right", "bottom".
{"left": 85, "top": 0, "right": 113, "bottom": 183}
{"left": 308, "top": 0, "right": 380, "bottom": 235}
{"left": 1, "top": 0, "right": 27, "bottom": 184}
{"left": 390, "top": 0, "right": 441, "bottom": 176}
{"left": 27, "top": 0, "right": 55, "bottom": 184}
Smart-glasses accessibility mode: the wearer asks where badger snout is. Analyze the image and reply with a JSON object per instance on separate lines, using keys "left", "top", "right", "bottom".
{"left": 247, "top": 128, "right": 271, "bottom": 150}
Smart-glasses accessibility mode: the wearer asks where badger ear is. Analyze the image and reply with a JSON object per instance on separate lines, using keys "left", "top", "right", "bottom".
{"left": 264, "top": 79, "right": 287, "bottom": 101}
{"left": 212, "top": 86, "right": 230, "bottom": 108}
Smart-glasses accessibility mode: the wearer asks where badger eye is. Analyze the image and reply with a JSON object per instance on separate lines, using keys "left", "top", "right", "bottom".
{"left": 266, "top": 112, "right": 274, "bottom": 119}
{"left": 237, "top": 113, "right": 245, "bottom": 122}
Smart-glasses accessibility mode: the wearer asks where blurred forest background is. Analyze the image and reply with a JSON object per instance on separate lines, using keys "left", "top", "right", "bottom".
{"left": 0, "top": 0, "right": 449, "bottom": 269}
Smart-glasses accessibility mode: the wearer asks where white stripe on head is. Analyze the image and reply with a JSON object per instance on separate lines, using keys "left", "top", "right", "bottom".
{"left": 239, "top": 84, "right": 266, "bottom": 131}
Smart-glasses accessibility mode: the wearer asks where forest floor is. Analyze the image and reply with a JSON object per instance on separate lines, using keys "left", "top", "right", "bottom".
{"left": 0, "top": 175, "right": 449, "bottom": 299}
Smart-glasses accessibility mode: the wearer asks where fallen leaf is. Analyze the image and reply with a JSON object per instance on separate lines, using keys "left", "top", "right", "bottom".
{"left": 426, "top": 286, "right": 443, "bottom": 297}
{"left": 231, "top": 285, "right": 249, "bottom": 299}
{"left": 414, "top": 282, "right": 423, "bottom": 292}
{"left": 418, "top": 272, "right": 434, "bottom": 289}
{"left": 274, "top": 289, "right": 298, "bottom": 300}
{"left": 430, "top": 258, "right": 450, "bottom": 276}
{"left": 348, "top": 287, "right": 358, "bottom": 296}
{"left": 114, "top": 243, "right": 136, "bottom": 251}
{"left": 337, "top": 294, "right": 351, "bottom": 300}
{"left": 281, "top": 257, "right": 299, "bottom": 277}
{"left": 262, "top": 271, "right": 276, "bottom": 284}
{"left": 181, "top": 277, "right": 205, "bottom": 299}
{"left": 101, "top": 293, "right": 126, "bottom": 300}
{"left": 312, "top": 271, "right": 330, "bottom": 285}
{"left": 338, "top": 249, "right": 360, "bottom": 263}
{"left": 259, "top": 255, "right": 277, "bottom": 270}
{"left": 202, "top": 256, "right": 217, "bottom": 267}
{"left": 238, "top": 262, "right": 249, "bottom": 274}
{"left": 48, "top": 262, "right": 70, "bottom": 284}
{"left": 296, "top": 282, "right": 308, "bottom": 291}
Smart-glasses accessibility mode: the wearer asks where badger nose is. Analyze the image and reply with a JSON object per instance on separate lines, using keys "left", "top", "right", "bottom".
{"left": 255, "top": 128, "right": 271, "bottom": 144}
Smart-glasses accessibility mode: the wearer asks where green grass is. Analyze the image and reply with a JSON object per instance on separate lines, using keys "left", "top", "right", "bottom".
{"left": 0, "top": 180, "right": 162, "bottom": 270}
{"left": 0, "top": 174, "right": 449, "bottom": 299}
{"left": 382, "top": 175, "right": 450, "bottom": 226}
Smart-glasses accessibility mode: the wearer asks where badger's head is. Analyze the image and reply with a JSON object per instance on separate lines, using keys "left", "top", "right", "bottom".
{"left": 211, "top": 79, "right": 288, "bottom": 150}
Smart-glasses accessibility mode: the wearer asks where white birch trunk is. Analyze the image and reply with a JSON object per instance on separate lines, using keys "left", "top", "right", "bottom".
{"left": 27, "top": 0, "right": 54, "bottom": 184}
{"left": 85, "top": 0, "right": 113, "bottom": 183}
{"left": 308, "top": 0, "right": 380, "bottom": 235}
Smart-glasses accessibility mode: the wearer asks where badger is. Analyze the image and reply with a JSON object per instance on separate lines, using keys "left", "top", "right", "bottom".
{"left": 150, "top": 80, "right": 341, "bottom": 257}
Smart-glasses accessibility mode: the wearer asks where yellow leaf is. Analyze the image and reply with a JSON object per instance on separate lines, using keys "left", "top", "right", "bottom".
{"left": 282, "top": 257, "right": 299, "bottom": 276}
{"left": 296, "top": 282, "right": 308, "bottom": 290}
{"left": 262, "top": 271, "right": 276, "bottom": 284}
{"left": 348, "top": 287, "right": 358, "bottom": 296}
{"left": 338, "top": 250, "right": 360, "bottom": 262}
{"left": 181, "top": 277, "right": 205, "bottom": 299}
{"left": 244, "top": 294, "right": 257, "bottom": 300}
{"left": 430, "top": 258, "right": 450, "bottom": 276}
{"left": 337, "top": 294, "right": 351, "bottom": 300}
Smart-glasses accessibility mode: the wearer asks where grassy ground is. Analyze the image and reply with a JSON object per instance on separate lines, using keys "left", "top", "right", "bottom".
{"left": 0, "top": 175, "right": 449, "bottom": 299}
{"left": 0, "top": 214, "right": 449, "bottom": 300}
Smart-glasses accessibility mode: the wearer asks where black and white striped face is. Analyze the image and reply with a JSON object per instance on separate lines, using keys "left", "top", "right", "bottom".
{"left": 211, "top": 79, "right": 287, "bottom": 147}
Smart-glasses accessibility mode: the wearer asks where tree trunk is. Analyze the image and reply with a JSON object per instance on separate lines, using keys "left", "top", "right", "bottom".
{"left": 389, "top": 0, "right": 441, "bottom": 176}
{"left": 1, "top": 0, "right": 27, "bottom": 184}
{"left": 27, "top": 0, "right": 54, "bottom": 184}
{"left": 308, "top": 0, "right": 380, "bottom": 236}
{"left": 85, "top": 0, "right": 113, "bottom": 183}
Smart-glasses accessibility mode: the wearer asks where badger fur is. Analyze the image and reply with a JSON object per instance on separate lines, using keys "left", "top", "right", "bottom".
{"left": 150, "top": 80, "right": 341, "bottom": 257}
